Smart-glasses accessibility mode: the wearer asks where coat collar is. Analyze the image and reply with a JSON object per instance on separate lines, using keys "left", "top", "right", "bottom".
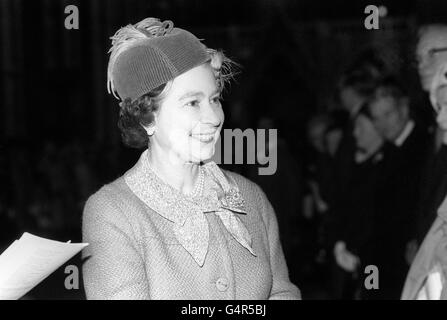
{"left": 124, "top": 150, "right": 256, "bottom": 266}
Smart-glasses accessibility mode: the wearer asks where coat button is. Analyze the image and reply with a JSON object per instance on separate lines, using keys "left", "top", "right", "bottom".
{"left": 215, "top": 277, "right": 229, "bottom": 292}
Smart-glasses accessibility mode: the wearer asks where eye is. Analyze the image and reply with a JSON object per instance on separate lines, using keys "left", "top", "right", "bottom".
{"left": 185, "top": 100, "right": 200, "bottom": 107}
{"left": 210, "top": 95, "right": 222, "bottom": 104}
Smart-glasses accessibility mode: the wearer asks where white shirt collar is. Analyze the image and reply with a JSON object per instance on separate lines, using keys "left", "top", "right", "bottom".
{"left": 395, "top": 120, "right": 415, "bottom": 147}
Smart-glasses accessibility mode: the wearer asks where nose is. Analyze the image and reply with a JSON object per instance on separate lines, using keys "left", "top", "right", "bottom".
{"left": 201, "top": 101, "right": 223, "bottom": 127}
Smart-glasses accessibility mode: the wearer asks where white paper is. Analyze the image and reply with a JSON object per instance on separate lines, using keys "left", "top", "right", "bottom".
{"left": 0, "top": 232, "right": 88, "bottom": 300}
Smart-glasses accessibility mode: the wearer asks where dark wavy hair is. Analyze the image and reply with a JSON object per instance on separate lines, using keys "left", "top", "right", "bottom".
{"left": 117, "top": 84, "right": 168, "bottom": 149}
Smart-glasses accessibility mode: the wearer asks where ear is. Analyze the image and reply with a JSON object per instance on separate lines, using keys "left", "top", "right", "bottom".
{"left": 141, "top": 111, "right": 159, "bottom": 136}
{"left": 141, "top": 124, "right": 155, "bottom": 136}
{"left": 142, "top": 117, "right": 157, "bottom": 136}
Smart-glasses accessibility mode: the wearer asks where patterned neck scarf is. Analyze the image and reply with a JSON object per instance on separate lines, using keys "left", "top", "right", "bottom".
{"left": 124, "top": 150, "right": 256, "bottom": 266}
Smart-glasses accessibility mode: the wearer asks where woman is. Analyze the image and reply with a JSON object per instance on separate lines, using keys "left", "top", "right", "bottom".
{"left": 82, "top": 17, "right": 300, "bottom": 300}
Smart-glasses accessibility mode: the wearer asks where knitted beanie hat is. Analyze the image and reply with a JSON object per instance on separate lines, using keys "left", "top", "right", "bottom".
{"left": 107, "top": 18, "right": 210, "bottom": 102}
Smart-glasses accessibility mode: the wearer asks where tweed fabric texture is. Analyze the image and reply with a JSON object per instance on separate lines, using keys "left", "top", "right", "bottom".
{"left": 124, "top": 150, "right": 256, "bottom": 266}
{"left": 82, "top": 152, "right": 301, "bottom": 300}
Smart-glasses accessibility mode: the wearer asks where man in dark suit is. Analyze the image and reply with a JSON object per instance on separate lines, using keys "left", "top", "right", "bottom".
{"left": 366, "top": 76, "right": 430, "bottom": 299}
{"left": 332, "top": 105, "right": 385, "bottom": 300}
{"left": 333, "top": 69, "right": 378, "bottom": 200}
{"left": 328, "top": 67, "right": 380, "bottom": 299}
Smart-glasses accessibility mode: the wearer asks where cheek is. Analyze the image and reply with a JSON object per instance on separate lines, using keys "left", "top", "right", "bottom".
{"left": 388, "top": 116, "right": 400, "bottom": 129}
{"left": 375, "top": 120, "right": 386, "bottom": 130}
{"left": 434, "top": 57, "right": 447, "bottom": 73}
{"left": 157, "top": 113, "right": 197, "bottom": 149}
{"left": 422, "top": 62, "right": 435, "bottom": 74}
{"left": 437, "top": 106, "right": 447, "bottom": 121}
{"left": 171, "top": 112, "right": 200, "bottom": 134}
{"left": 437, "top": 90, "right": 447, "bottom": 107}
{"left": 397, "top": 114, "right": 408, "bottom": 127}
{"left": 355, "top": 127, "right": 364, "bottom": 142}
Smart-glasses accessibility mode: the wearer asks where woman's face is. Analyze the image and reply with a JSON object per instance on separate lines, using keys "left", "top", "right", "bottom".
{"left": 151, "top": 63, "right": 224, "bottom": 164}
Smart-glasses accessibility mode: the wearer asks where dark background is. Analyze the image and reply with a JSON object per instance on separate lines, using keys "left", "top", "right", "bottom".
{"left": 1, "top": 0, "right": 447, "bottom": 299}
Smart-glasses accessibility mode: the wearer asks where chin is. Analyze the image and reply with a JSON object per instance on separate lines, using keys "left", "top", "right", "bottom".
{"left": 184, "top": 149, "right": 213, "bottom": 164}
{"left": 196, "top": 150, "right": 215, "bottom": 162}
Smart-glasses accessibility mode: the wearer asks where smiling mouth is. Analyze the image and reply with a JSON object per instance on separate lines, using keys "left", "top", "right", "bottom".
{"left": 190, "top": 133, "right": 215, "bottom": 143}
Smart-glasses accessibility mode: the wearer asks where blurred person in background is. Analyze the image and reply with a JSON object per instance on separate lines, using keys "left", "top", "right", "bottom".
{"left": 326, "top": 62, "right": 381, "bottom": 299}
{"left": 332, "top": 61, "right": 383, "bottom": 220}
{"left": 408, "top": 24, "right": 447, "bottom": 264}
{"left": 324, "top": 110, "right": 349, "bottom": 159}
{"left": 402, "top": 63, "right": 447, "bottom": 300}
{"left": 302, "top": 112, "right": 334, "bottom": 298}
{"left": 366, "top": 76, "right": 429, "bottom": 299}
{"left": 303, "top": 110, "right": 349, "bottom": 285}
{"left": 331, "top": 105, "right": 384, "bottom": 299}
{"left": 305, "top": 113, "right": 332, "bottom": 218}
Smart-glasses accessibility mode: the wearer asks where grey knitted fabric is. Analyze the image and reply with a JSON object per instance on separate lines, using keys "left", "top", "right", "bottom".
{"left": 112, "top": 28, "right": 209, "bottom": 102}
{"left": 82, "top": 167, "right": 301, "bottom": 300}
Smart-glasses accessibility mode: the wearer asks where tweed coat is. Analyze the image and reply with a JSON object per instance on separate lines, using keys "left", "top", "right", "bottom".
{"left": 82, "top": 151, "right": 301, "bottom": 300}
